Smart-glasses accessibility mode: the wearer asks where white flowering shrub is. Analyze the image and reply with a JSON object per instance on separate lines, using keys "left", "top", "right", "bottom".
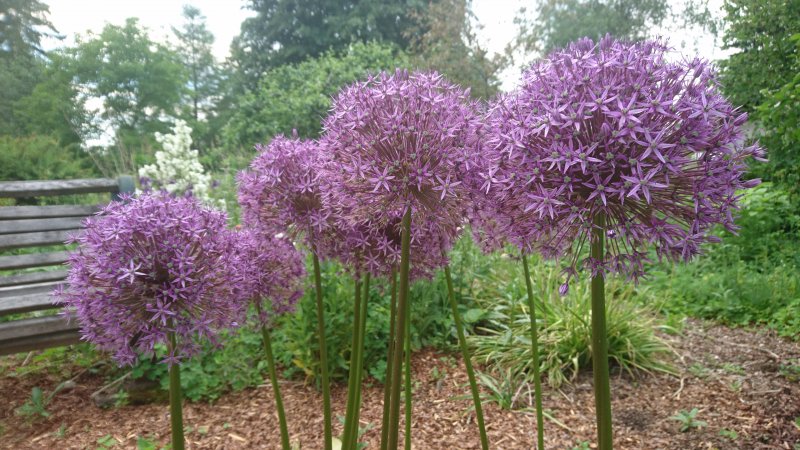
{"left": 139, "top": 120, "right": 217, "bottom": 205}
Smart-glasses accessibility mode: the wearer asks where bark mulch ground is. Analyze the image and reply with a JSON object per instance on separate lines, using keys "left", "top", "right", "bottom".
{"left": 1, "top": 319, "right": 799, "bottom": 449}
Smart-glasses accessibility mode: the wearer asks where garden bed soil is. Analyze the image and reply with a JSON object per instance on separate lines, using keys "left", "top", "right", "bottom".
{"left": 1, "top": 319, "right": 799, "bottom": 449}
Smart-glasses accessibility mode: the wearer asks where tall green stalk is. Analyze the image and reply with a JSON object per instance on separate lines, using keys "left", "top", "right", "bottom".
{"left": 312, "top": 251, "right": 333, "bottom": 450}
{"left": 256, "top": 302, "right": 291, "bottom": 450}
{"left": 403, "top": 283, "right": 412, "bottom": 450}
{"left": 443, "top": 264, "right": 489, "bottom": 450}
{"left": 591, "top": 212, "right": 612, "bottom": 450}
{"left": 521, "top": 254, "right": 545, "bottom": 449}
{"left": 387, "top": 208, "right": 411, "bottom": 449}
{"left": 342, "top": 273, "right": 368, "bottom": 450}
{"left": 380, "top": 268, "right": 398, "bottom": 450}
{"left": 350, "top": 273, "right": 370, "bottom": 450}
{"left": 167, "top": 331, "right": 185, "bottom": 450}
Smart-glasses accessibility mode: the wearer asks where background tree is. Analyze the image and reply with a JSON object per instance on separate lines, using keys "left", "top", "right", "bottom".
{"left": 0, "top": 0, "right": 59, "bottom": 135}
{"left": 719, "top": 0, "right": 800, "bottom": 112}
{"left": 514, "top": 0, "right": 669, "bottom": 55}
{"left": 224, "top": 43, "right": 409, "bottom": 148}
{"left": 0, "top": 0, "right": 59, "bottom": 58}
{"left": 172, "top": 5, "right": 219, "bottom": 151}
{"left": 406, "top": 0, "right": 504, "bottom": 99}
{"left": 230, "top": 0, "right": 426, "bottom": 90}
{"left": 67, "top": 18, "right": 187, "bottom": 172}
{"left": 12, "top": 51, "right": 87, "bottom": 147}
{"left": 223, "top": 42, "right": 407, "bottom": 150}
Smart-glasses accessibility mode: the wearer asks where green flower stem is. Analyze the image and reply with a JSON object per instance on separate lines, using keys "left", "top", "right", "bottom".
{"left": 167, "top": 331, "right": 185, "bottom": 450}
{"left": 379, "top": 267, "right": 398, "bottom": 450}
{"left": 443, "top": 264, "right": 489, "bottom": 450}
{"left": 312, "top": 250, "right": 333, "bottom": 450}
{"left": 403, "top": 279, "right": 412, "bottom": 450}
{"left": 255, "top": 302, "right": 291, "bottom": 450}
{"left": 521, "top": 253, "right": 545, "bottom": 449}
{"left": 342, "top": 275, "right": 363, "bottom": 450}
{"left": 591, "top": 212, "right": 613, "bottom": 450}
{"left": 387, "top": 208, "right": 411, "bottom": 450}
{"left": 350, "top": 272, "right": 370, "bottom": 450}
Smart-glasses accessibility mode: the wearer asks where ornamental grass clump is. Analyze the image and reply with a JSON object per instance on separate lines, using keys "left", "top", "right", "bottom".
{"left": 322, "top": 69, "right": 487, "bottom": 450}
{"left": 237, "top": 136, "right": 336, "bottom": 449}
{"left": 484, "top": 36, "right": 764, "bottom": 449}
{"left": 233, "top": 229, "right": 305, "bottom": 450}
{"left": 53, "top": 193, "right": 246, "bottom": 450}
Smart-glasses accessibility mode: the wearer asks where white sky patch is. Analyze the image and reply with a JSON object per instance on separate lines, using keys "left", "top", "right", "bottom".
{"left": 42, "top": 0, "right": 254, "bottom": 60}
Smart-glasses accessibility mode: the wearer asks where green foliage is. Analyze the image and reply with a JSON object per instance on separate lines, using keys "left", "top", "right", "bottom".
{"left": 467, "top": 252, "right": 674, "bottom": 388}
{"left": 0, "top": 0, "right": 58, "bottom": 59}
{"left": 651, "top": 183, "right": 800, "bottom": 339}
{"left": 67, "top": 18, "right": 187, "bottom": 151}
{"left": 96, "top": 434, "right": 117, "bottom": 449}
{"left": 719, "top": 0, "right": 800, "bottom": 111}
{"left": 719, "top": 428, "right": 739, "bottom": 440}
{"left": 11, "top": 52, "right": 87, "bottom": 146}
{"left": 670, "top": 408, "right": 707, "bottom": 432}
{"left": 172, "top": 5, "right": 220, "bottom": 152}
{"left": 0, "top": 135, "right": 97, "bottom": 182}
{"left": 515, "top": 0, "right": 670, "bottom": 55}
{"left": 231, "top": 0, "right": 424, "bottom": 88}
{"left": 406, "top": 0, "right": 503, "bottom": 99}
{"left": 271, "top": 255, "right": 457, "bottom": 385}
{"left": 756, "top": 35, "right": 800, "bottom": 193}
{"left": 475, "top": 367, "right": 529, "bottom": 411}
{"left": 223, "top": 42, "right": 408, "bottom": 148}
{"left": 14, "top": 387, "right": 51, "bottom": 419}
{"left": 0, "top": 49, "right": 43, "bottom": 136}
{"left": 130, "top": 326, "right": 268, "bottom": 402}
{"left": 70, "top": 18, "right": 186, "bottom": 130}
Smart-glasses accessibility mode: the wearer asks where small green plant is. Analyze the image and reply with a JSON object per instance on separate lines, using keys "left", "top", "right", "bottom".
{"left": 135, "top": 435, "right": 164, "bottom": 450}
{"left": 336, "top": 415, "right": 373, "bottom": 449}
{"left": 729, "top": 379, "right": 743, "bottom": 392}
{"left": 468, "top": 253, "right": 675, "bottom": 389}
{"left": 430, "top": 366, "right": 447, "bottom": 388}
{"left": 54, "top": 423, "right": 67, "bottom": 438}
{"left": 719, "top": 428, "right": 738, "bottom": 440}
{"left": 779, "top": 360, "right": 800, "bottom": 382}
{"left": 15, "top": 387, "right": 51, "bottom": 419}
{"left": 720, "top": 363, "right": 745, "bottom": 375}
{"left": 476, "top": 368, "right": 529, "bottom": 411}
{"left": 96, "top": 434, "right": 117, "bottom": 449}
{"left": 571, "top": 442, "right": 591, "bottom": 450}
{"left": 688, "top": 363, "right": 709, "bottom": 378}
{"left": 670, "top": 408, "right": 708, "bottom": 432}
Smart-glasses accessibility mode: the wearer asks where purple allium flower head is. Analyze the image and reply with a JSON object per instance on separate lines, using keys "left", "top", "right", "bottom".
{"left": 238, "top": 136, "right": 331, "bottom": 245}
{"left": 484, "top": 37, "right": 764, "bottom": 287}
{"left": 321, "top": 69, "right": 483, "bottom": 248}
{"left": 232, "top": 229, "right": 305, "bottom": 326}
{"left": 320, "top": 211, "right": 450, "bottom": 280}
{"left": 53, "top": 193, "right": 246, "bottom": 366}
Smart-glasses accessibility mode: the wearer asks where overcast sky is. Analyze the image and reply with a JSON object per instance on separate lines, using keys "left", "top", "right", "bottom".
{"left": 42, "top": 0, "right": 723, "bottom": 91}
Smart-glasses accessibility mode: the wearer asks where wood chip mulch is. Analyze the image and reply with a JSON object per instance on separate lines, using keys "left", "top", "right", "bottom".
{"left": 1, "top": 319, "right": 799, "bottom": 449}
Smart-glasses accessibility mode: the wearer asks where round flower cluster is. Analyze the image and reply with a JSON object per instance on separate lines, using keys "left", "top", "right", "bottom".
{"left": 233, "top": 229, "right": 306, "bottom": 326}
{"left": 321, "top": 69, "right": 483, "bottom": 246}
{"left": 139, "top": 120, "right": 218, "bottom": 205}
{"left": 320, "top": 212, "right": 451, "bottom": 279}
{"left": 53, "top": 193, "right": 245, "bottom": 366}
{"left": 238, "top": 136, "right": 330, "bottom": 243}
{"left": 483, "top": 37, "right": 764, "bottom": 285}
